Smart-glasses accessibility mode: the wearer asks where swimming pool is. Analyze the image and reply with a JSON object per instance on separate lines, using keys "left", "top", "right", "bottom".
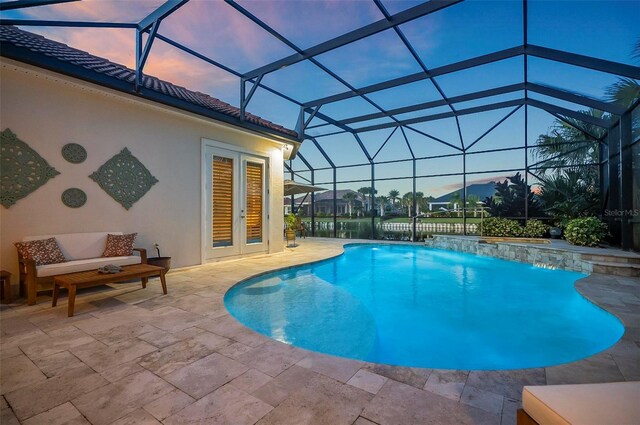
{"left": 224, "top": 244, "right": 624, "bottom": 370}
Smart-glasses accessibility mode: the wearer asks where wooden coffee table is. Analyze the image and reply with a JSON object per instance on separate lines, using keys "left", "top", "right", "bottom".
{"left": 52, "top": 263, "right": 167, "bottom": 317}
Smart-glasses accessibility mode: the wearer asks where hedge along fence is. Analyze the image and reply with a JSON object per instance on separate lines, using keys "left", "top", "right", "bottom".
{"left": 480, "top": 218, "right": 549, "bottom": 238}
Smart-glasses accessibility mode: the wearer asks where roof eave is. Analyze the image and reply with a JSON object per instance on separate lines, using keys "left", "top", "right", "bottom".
{"left": 0, "top": 40, "right": 301, "bottom": 149}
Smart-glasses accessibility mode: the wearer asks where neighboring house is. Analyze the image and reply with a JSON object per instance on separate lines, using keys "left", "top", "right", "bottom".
{"left": 0, "top": 26, "right": 298, "bottom": 274}
{"left": 428, "top": 182, "right": 497, "bottom": 211}
{"left": 284, "top": 190, "right": 363, "bottom": 216}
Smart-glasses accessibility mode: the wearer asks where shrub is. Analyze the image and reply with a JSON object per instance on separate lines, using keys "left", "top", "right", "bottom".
{"left": 564, "top": 217, "right": 608, "bottom": 247}
{"left": 522, "top": 219, "right": 549, "bottom": 238}
{"left": 480, "top": 217, "right": 522, "bottom": 237}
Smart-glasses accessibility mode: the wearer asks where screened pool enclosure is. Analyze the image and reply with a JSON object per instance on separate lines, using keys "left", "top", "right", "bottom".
{"left": 1, "top": 0, "right": 638, "bottom": 249}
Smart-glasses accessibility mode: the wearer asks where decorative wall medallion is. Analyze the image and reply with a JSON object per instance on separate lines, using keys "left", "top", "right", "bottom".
{"left": 61, "top": 143, "right": 87, "bottom": 164}
{"left": 61, "top": 188, "right": 87, "bottom": 208}
{"left": 89, "top": 147, "right": 158, "bottom": 210}
{"left": 1, "top": 128, "right": 60, "bottom": 208}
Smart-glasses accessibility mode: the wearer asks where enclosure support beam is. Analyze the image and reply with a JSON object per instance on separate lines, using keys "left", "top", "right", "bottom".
{"left": 526, "top": 44, "right": 640, "bottom": 80}
{"left": 304, "top": 46, "right": 524, "bottom": 107}
{"left": 462, "top": 153, "right": 467, "bottom": 235}
{"left": 135, "top": 20, "right": 160, "bottom": 90}
{"left": 243, "top": 0, "right": 462, "bottom": 79}
{"left": 619, "top": 111, "right": 633, "bottom": 250}
{"left": 240, "top": 74, "right": 263, "bottom": 121}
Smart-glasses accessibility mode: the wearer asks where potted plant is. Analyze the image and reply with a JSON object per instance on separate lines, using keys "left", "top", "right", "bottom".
{"left": 147, "top": 243, "right": 171, "bottom": 271}
{"left": 285, "top": 213, "right": 298, "bottom": 246}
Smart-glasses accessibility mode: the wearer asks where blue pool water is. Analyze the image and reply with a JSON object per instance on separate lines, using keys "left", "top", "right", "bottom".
{"left": 224, "top": 244, "right": 624, "bottom": 370}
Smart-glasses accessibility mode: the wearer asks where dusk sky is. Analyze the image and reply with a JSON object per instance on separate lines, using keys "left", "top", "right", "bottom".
{"left": 3, "top": 0, "right": 638, "bottom": 196}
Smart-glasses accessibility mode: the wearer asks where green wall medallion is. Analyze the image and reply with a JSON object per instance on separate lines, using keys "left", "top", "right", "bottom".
{"left": 61, "top": 188, "right": 87, "bottom": 208}
{"left": 89, "top": 147, "right": 158, "bottom": 210}
{"left": 61, "top": 143, "right": 87, "bottom": 164}
{"left": 1, "top": 128, "right": 60, "bottom": 209}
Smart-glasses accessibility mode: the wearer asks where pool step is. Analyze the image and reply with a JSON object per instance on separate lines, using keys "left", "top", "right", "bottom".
{"left": 581, "top": 253, "right": 640, "bottom": 264}
{"left": 590, "top": 261, "right": 640, "bottom": 277}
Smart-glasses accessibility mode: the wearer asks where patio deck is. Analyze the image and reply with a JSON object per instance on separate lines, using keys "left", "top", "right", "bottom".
{"left": 1, "top": 238, "right": 638, "bottom": 425}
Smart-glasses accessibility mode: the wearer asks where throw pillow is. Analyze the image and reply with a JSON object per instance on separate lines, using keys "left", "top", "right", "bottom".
{"left": 15, "top": 238, "right": 66, "bottom": 265}
{"left": 102, "top": 233, "right": 137, "bottom": 257}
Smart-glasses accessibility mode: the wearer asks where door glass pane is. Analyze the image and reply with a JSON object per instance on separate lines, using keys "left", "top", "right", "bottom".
{"left": 246, "top": 162, "right": 263, "bottom": 244}
{"left": 212, "top": 155, "right": 233, "bottom": 247}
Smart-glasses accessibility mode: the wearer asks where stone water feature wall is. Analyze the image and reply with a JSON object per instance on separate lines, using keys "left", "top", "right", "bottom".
{"left": 424, "top": 235, "right": 593, "bottom": 273}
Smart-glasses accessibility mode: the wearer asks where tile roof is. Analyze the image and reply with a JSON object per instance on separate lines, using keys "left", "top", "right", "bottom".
{"left": 0, "top": 25, "right": 298, "bottom": 139}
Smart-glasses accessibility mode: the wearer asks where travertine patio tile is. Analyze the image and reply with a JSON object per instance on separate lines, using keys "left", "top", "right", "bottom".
{"left": 0, "top": 345, "right": 22, "bottom": 360}
{"left": 237, "top": 340, "right": 308, "bottom": 377}
{"left": 141, "top": 306, "right": 208, "bottom": 332}
{"left": 72, "top": 370, "right": 174, "bottom": 425}
{"left": 167, "top": 294, "right": 225, "bottom": 316}
{"left": 1, "top": 238, "right": 639, "bottom": 425}
{"left": 19, "top": 326, "right": 95, "bottom": 360}
{"left": 32, "top": 350, "right": 84, "bottom": 377}
{"left": 5, "top": 365, "right": 108, "bottom": 420}
{"left": 466, "top": 369, "right": 545, "bottom": 401}
{"left": 361, "top": 379, "right": 500, "bottom": 425}
{"left": 0, "top": 396, "right": 19, "bottom": 425}
{"left": 109, "top": 408, "right": 162, "bottom": 425}
{"left": 1, "top": 316, "right": 40, "bottom": 336}
{"left": 256, "top": 373, "right": 372, "bottom": 425}
{"left": 229, "top": 369, "right": 273, "bottom": 394}
{"left": 362, "top": 363, "right": 432, "bottom": 389}
{"left": 91, "top": 322, "right": 158, "bottom": 346}
{"left": 0, "top": 353, "right": 47, "bottom": 394}
{"left": 612, "top": 354, "right": 640, "bottom": 380}
{"left": 500, "top": 398, "right": 521, "bottom": 425}
{"left": 545, "top": 353, "right": 624, "bottom": 385}
{"left": 134, "top": 329, "right": 181, "bottom": 348}
{"left": 70, "top": 338, "right": 156, "bottom": 372}
{"left": 253, "top": 365, "right": 319, "bottom": 407}
{"left": 427, "top": 369, "right": 469, "bottom": 384}
{"left": 21, "top": 402, "right": 89, "bottom": 425}
{"left": 217, "top": 341, "right": 254, "bottom": 359}
{"left": 142, "top": 389, "right": 195, "bottom": 421}
{"left": 163, "top": 384, "right": 272, "bottom": 425}
{"left": 423, "top": 381, "right": 465, "bottom": 401}
{"left": 297, "top": 352, "right": 363, "bottom": 383}
{"left": 347, "top": 369, "right": 388, "bottom": 394}
{"left": 138, "top": 331, "right": 231, "bottom": 376}
{"left": 460, "top": 385, "right": 504, "bottom": 414}
{"left": 353, "top": 417, "right": 378, "bottom": 425}
{"left": 164, "top": 352, "right": 249, "bottom": 399}
{"left": 99, "top": 361, "right": 145, "bottom": 383}
{"left": 197, "top": 315, "right": 269, "bottom": 347}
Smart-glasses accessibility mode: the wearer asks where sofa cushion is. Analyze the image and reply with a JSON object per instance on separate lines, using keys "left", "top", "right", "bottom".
{"left": 36, "top": 256, "right": 141, "bottom": 277}
{"left": 24, "top": 232, "right": 123, "bottom": 261}
{"left": 103, "top": 233, "right": 137, "bottom": 257}
{"left": 15, "top": 238, "right": 66, "bottom": 265}
{"left": 523, "top": 382, "right": 640, "bottom": 425}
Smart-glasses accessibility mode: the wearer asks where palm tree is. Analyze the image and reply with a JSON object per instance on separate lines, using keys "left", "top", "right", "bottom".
{"left": 534, "top": 109, "right": 605, "bottom": 188}
{"left": 606, "top": 39, "right": 640, "bottom": 109}
{"left": 415, "top": 191, "right": 424, "bottom": 215}
{"left": 402, "top": 192, "right": 413, "bottom": 217}
{"left": 388, "top": 190, "right": 399, "bottom": 209}
{"left": 375, "top": 195, "right": 388, "bottom": 217}
{"left": 357, "top": 187, "right": 376, "bottom": 212}
{"left": 467, "top": 194, "right": 480, "bottom": 217}
{"left": 448, "top": 191, "right": 461, "bottom": 211}
{"left": 342, "top": 192, "right": 357, "bottom": 218}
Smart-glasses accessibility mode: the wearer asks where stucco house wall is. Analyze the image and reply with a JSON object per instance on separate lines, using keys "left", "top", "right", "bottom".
{"left": 0, "top": 59, "right": 285, "bottom": 280}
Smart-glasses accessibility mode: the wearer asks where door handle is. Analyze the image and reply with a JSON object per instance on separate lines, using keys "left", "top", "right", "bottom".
{"left": 240, "top": 209, "right": 245, "bottom": 219}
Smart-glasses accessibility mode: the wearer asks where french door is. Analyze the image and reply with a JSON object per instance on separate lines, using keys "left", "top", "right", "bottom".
{"left": 204, "top": 145, "right": 268, "bottom": 260}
